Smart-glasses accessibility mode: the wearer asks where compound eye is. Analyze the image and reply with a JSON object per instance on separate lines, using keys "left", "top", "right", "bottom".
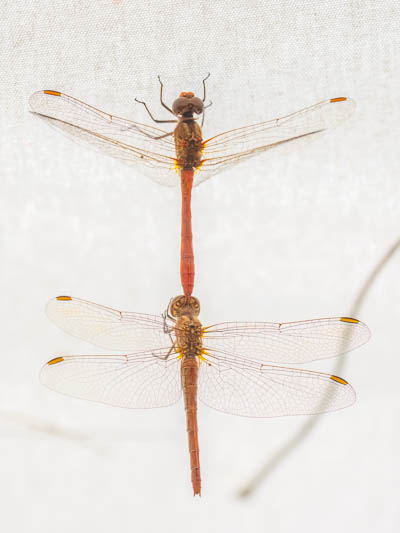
{"left": 189, "top": 297, "right": 201, "bottom": 315}
{"left": 168, "top": 295, "right": 200, "bottom": 317}
{"left": 172, "top": 97, "right": 190, "bottom": 115}
{"left": 169, "top": 295, "right": 185, "bottom": 317}
{"left": 172, "top": 96, "right": 204, "bottom": 116}
{"left": 189, "top": 97, "right": 204, "bottom": 114}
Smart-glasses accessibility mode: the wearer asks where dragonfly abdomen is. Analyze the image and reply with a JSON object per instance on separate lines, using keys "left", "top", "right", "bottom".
{"left": 180, "top": 170, "right": 195, "bottom": 297}
{"left": 181, "top": 356, "right": 201, "bottom": 496}
{"left": 174, "top": 119, "right": 202, "bottom": 296}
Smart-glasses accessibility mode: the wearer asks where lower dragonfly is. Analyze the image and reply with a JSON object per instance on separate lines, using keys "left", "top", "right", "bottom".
{"left": 30, "top": 78, "right": 355, "bottom": 298}
{"left": 42, "top": 295, "right": 370, "bottom": 496}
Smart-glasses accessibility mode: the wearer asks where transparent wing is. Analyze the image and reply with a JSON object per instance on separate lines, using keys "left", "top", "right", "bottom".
{"left": 46, "top": 296, "right": 174, "bottom": 352}
{"left": 194, "top": 97, "right": 355, "bottom": 187}
{"left": 198, "top": 351, "right": 355, "bottom": 417}
{"left": 40, "top": 348, "right": 182, "bottom": 409}
{"left": 29, "top": 90, "right": 180, "bottom": 187}
{"left": 30, "top": 92, "right": 354, "bottom": 189}
{"left": 203, "top": 317, "right": 370, "bottom": 364}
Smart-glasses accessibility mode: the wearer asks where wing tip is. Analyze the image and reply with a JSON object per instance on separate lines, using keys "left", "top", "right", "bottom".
{"left": 330, "top": 96, "right": 356, "bottom": 110}
{"left": 43, "top": 90, "right": 61, "bottom": 96}
{"left": 340, "top": 317, "right": 359, "bottom": 324}
{"left": 29, "top": 90, "right": 61, "bottom": 111}
{"left": 340, "top": 316, "right": 371, "bottom": 343}
{"left": 47, "top": 356, "right": 64, "bottom": 366}
{"left": 46, "top": 296, "right": 73, "bottom": 319}
{"left": 330, "top": 374, "right": 349, "bottom": 385}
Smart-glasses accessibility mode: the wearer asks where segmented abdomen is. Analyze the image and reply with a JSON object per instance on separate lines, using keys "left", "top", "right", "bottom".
{"left": 181, "top": 356, "right": 201, "bottom": 496}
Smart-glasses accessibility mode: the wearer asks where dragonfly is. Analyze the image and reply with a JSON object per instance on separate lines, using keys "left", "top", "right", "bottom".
{"left": 41, "top": 295, "right": 370, "bottom": 496}
{"left": 29, "top": 79, "right": 355, "bottom": 298}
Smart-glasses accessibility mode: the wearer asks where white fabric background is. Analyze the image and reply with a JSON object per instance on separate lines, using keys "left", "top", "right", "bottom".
{"left": 1, "top": 1, "right": 399, "bottom": 531}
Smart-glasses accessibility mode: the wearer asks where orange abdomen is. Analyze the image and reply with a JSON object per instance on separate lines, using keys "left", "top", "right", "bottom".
{"left": 181, "top": 356, "right": 201, "bottom": 496}
{"left": 180, "top": 170, "right": 194, "bottom": 297}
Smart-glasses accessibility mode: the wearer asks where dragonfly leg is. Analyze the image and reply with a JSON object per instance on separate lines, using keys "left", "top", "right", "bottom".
{"left": 201, "top": 74, "right": 211, "bottom": 128}
{"left": 140, "top": 130, "right": 174, "bottom": 140}
{"left": 164, "top": 298, "right": 177, "bottom": 324}
{"left": 119, "top": 120, "right": 174, "bottom": 140}
{"left": 162, "top": 305, "right": 178, "bottom": 348}
{"left": 202, "top": 73, "right": 211, "bottom": 102}
{"left": 134, "top": 97, "right": 177, "bottom": 124}
{"left": 162, "top": 309, "right": 175, "bottom": 334}
{"left": 201, "top": 100, "right": 212, "bottom": 128}
{"left": 157, "top": 75, "right": 175, "bottom": 115}
{"left": 155, "top": 342, "right": 177, "bottom": 361}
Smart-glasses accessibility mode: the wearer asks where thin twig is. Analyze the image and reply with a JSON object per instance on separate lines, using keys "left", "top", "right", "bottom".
{"left": 238, "top": 237, "right": 400, "bottom": 498}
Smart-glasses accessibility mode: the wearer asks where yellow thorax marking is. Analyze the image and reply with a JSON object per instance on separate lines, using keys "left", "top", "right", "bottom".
{"left": 201, "top": 326, "right": 211, "bottom": 336}
{"left": 198, "top": 351, "right": 209, "bottom": 365}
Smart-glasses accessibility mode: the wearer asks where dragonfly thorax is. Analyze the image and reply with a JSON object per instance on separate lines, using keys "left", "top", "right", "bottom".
{"left": 172, "top": 93, "right": 203, "bottom": 118}
{"left": 175, "top": 315, "right": 203, "bottom": 358}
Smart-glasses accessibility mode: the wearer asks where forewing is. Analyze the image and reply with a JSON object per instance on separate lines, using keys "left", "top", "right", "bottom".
{"left": 194, "top": 97, "right": 355, "bottom": 186}
{"left": 46, "top": 296, "right": 174, "bottom": 352}
{"left": 29, "top": 90, "right": 179, "bottom": 187}
{"left": 198, "top": 351, "right": 355, "bottom": 417}
{"left": 203, "top": 317, "right": 370, "bottom": 364}
{"left": 40, "top": 348, "right": 182, "bottom": 409}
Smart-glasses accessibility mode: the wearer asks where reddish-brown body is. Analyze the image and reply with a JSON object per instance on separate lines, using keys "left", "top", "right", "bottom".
{"left": 173, "top": 115, "right": 203, "bottom": 298}
{"left": 180, "top": 170, "right": 195, "bottom": 297}
{"left": 170, "top": 296, "right": 203, "bottom": 496}
{"left": 181, "top": 356, "right": 201, "bottom": 495}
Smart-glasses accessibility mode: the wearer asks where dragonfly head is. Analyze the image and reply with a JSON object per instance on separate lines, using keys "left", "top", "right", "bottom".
{"left": 169, "top": 295, "right": 200, "bottom": 318}
{"left": 172, "top": 92, "right": 203, "bottom": 118}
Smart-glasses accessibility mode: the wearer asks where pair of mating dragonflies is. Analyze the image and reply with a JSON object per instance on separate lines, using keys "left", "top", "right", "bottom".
{"left": 30, "top": 76, "right": 369, "bottom": 496}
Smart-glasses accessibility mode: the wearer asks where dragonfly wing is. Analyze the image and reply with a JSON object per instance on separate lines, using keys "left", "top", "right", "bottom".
{"left": 46, "top": 296, "right": 174, "bottom": 352}
{"left": 198, "top": 351, "right": 355, "bottom": 417}
{"left": 29, "top": 90, "right": 179, "bottom": 187}
{"left": 203, "top": 317, "right": 370, "bottom": 364}
{"left": 40, "top": 348, "right": 182, "bottom": 409}
{"left": 194, "top": 97, "right": 355, "bottom": 187}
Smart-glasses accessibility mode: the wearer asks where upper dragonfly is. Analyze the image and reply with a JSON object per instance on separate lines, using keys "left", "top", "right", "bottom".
{"left": 29, "top": 78, "right": 355, "bottom": 297}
